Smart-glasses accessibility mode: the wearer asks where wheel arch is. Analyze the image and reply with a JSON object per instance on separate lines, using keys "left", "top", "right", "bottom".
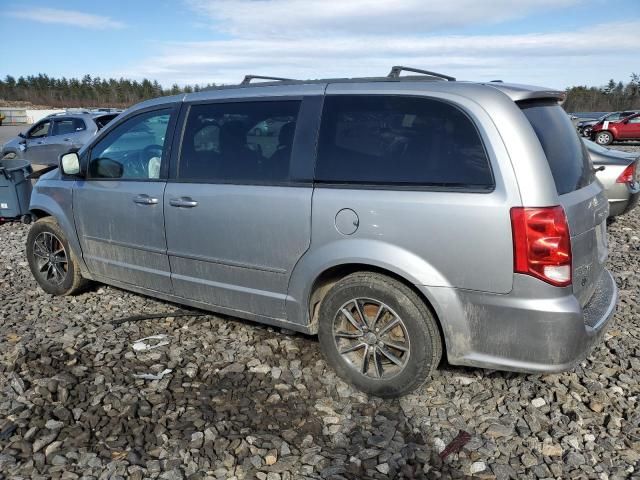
{"left": 310, "top": 263, "right": 446, "bottom": 342}
{"left": 1, "top": 148, "right": 19, "bottom": 159}
{"left": 28, "top": 199, "right": 88, "bottom": 275}
{"left": 30, "top": 208, "right": 51, "bottom": 219}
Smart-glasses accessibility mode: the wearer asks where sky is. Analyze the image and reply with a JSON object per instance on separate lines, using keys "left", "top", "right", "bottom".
{"left": 1, "top": 0, "right": 639, "bottom": 89}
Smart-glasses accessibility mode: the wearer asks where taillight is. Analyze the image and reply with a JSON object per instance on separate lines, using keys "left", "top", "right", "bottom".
{"left": 616, "top": 163, "right": 636, "bottom": 184}
{"left": 510, "top": 206, "right": 572, "bottom": 287}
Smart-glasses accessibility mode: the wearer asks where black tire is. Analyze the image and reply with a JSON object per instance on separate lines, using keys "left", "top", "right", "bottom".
{"left": 595, "top": 131, "right": 613, "bottom": 145}
{"left": 26, "top": 217, "right": 87, "bottom": 295}
{"left": 318, "top": 272, "right": 442, "bottom": 398}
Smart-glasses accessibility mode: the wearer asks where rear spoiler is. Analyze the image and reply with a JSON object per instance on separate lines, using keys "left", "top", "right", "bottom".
{"left": 483, "top": 82, "right": 566, "bottom": 104}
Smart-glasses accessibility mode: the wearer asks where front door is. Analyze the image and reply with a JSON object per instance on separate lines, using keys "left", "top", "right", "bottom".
{"left": 164, "top": 99, "right": 312, "bottom": 319}
{"left": 620, "top": 115, "right": 640, "bottom": 140}
{"left": 24, "top": 119, "right": 53, "bottom": 164}
{"left": 73, "top": 107, "right": 177, "bottom": 293}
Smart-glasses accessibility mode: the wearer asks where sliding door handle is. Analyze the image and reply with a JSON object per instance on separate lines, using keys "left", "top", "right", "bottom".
{"left": 133, "top": 194, "right": 159, "bottom": 205}
{"left": 169, "top": 197, "right": 198, "bottom": 208}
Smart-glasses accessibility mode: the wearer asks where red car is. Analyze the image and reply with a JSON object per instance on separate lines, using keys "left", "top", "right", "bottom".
{"left": 591, "top": 112, "right": 640, "bottom": 145}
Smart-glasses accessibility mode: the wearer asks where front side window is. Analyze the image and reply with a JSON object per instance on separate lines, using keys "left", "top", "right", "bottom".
{"left": 179, "top": 101, "right": 300, "bottom": 183}
{"left": 628, "top": 116, "right": 640, "bottom": 124}
{"left": 28, "top": 120, "right": 51, "bottom": 138}
{"left": 316, "top": 95, "right": 493, "bottom": 188}
{"left": 88, "top": 109, "right": 172, "bottom": 180}
{"left": 52, "top": 118, "right": 86, "bottom": 136}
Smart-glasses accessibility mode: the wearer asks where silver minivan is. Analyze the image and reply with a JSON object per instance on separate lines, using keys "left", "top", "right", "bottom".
{"left": 25, "top": 68, "right": 617, "bottom": 397}
{"left": 2, "top": 112, "right": 118, "bottom": 165}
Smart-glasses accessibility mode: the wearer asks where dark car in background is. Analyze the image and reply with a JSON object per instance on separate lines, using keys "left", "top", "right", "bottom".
{"left": 577, "top": 111, "right": 639, "bottom": 137}
{"left": 1, "top": 111, "right": 119, "bottom": 164}
{"left": 584, "top": 139, "right": 639, "bottom": 217}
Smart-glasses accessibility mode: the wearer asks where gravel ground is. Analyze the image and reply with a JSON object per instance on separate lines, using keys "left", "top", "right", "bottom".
{"left": 1, "top": 148, "right": 639, "bottom": 479}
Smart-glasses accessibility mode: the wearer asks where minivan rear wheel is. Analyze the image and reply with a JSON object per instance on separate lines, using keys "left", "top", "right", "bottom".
{"left": 318, "top": 272, "right": 442, "bottom": 397}
{"left": 26, "top": 217, "right": 87, "bottom": 295}
{"left": 595, "top": 131, "right": 613, "bottom": 145}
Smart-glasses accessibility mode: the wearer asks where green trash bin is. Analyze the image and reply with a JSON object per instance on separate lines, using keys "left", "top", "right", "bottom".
{"left": 0, "top": 159, "right": 33, "bottom": 221}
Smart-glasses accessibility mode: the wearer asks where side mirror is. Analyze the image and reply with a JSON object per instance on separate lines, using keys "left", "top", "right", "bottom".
{"left": 18, "top": 132, "right": 26, "bottom": 138}
{"left": 60, "top": 152, "right": 82, "bottom": 176}
{"left": 88, "top": 158, "right": 123, "bottom": 179}
{"left": 623, "top": 119, "right": 630, "bottom": 124}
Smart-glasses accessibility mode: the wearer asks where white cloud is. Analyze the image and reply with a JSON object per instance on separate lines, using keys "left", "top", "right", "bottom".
{"left": 186, "top": 0, "right": 581, "bottom": 36}
{"left": 126, "top": 20, "right": 640, "bottom": 88}
{"left": 7, "top": 7, "right": 125, "bottom": 30}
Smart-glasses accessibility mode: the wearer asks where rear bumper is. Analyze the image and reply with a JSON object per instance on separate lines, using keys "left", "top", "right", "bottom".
{"left": 423, "top": 270, "right": 617, "bottom": 373}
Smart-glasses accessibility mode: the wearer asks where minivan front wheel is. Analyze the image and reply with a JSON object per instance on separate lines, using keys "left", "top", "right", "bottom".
{"left": 595, "top": 131, "right": 613, "bottom": 145}
{"left": 318, "top": 272, "right": 442, "bottom": 397}
{"left": 26, "top": 217, "right": 87, "bottom": 295}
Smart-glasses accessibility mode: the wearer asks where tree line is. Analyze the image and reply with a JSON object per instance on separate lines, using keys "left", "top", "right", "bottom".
{"left": 562, "top": 74, "right": 640, "bottom": 113}
{"left": 0, "top": 72, "right": 639, "bottom": 112}
{"left": 0, "top": 74, "right": 212, "bottom": 108}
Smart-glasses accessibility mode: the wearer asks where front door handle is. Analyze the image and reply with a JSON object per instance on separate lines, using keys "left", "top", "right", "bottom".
{"left": 169, "top": 197, "right": 198, "bottom": 208}
{"left": 133, "top": 194, "right": 159, "bottom": 205}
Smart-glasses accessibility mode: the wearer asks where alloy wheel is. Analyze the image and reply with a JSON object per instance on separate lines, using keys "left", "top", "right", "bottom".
{"left": 32, "top": 232, "right": 68, "bottom": 285}
{"left": 332, "top": 298, "right": 410, "bottom": 380}
{"left": 596, "top": 132, "right": 611, "bottom": 145}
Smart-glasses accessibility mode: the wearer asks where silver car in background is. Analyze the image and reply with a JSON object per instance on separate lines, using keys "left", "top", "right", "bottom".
{"left": 1, "top": 112, "right": 119, "bottom": 164}
{"left": 585, "top": 139, "right": 640, "bottom": 218}
{"left": 24, "top": 67, "right": 617, "bottom": 397}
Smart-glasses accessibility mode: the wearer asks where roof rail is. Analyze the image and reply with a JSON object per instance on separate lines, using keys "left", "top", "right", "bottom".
{"left": 241, "top": 75, "right": 296, "bottom": 85}
{"left": 387, "top": 66, "right": 455, "bottom": 82}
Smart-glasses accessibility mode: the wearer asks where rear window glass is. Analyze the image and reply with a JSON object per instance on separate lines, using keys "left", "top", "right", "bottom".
{"left": 520, "top": 102, "right": 593, "bottom": 195}
{"left": 316, "top": 95, "right": 493, "bottom": 189}
{"left": 179, "top": 101, "right": 300, "bottom": 184}
{"left": 52, "top": 118, "right": 85, "bottom": 136}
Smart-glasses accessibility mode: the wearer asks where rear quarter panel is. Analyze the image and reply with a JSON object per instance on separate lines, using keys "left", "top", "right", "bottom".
{"left": 286, "top": 83, "right": 525, "bottom": 327}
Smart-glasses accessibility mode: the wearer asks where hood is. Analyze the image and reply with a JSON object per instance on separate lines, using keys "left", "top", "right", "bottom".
{"left": 2, "top": 135, "right": 23, "bottom": 151}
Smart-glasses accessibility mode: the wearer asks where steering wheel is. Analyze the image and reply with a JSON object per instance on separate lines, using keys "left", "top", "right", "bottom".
{"left": 125, "top": 144, "right": 163, "bottom": 178}
{"left": 143, "top": 144, "right": 163, "bottom": 158}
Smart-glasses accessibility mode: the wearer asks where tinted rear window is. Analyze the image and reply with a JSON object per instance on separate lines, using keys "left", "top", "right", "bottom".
{"left": 520, "top": 102, "right": 593, "bottom": 195}
{"left": 52, "top": 118, "right": 85, "bottom": 136}
{"left": 316, "top": 95, "right": 493, "bottom": 189}
{"left": 178, "top": 101, "right": 300, "bottom": 184}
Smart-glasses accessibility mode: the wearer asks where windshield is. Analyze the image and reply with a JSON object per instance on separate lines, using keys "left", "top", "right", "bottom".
{"left": 521, "top": 102, "right": 594, "bottom": 195}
